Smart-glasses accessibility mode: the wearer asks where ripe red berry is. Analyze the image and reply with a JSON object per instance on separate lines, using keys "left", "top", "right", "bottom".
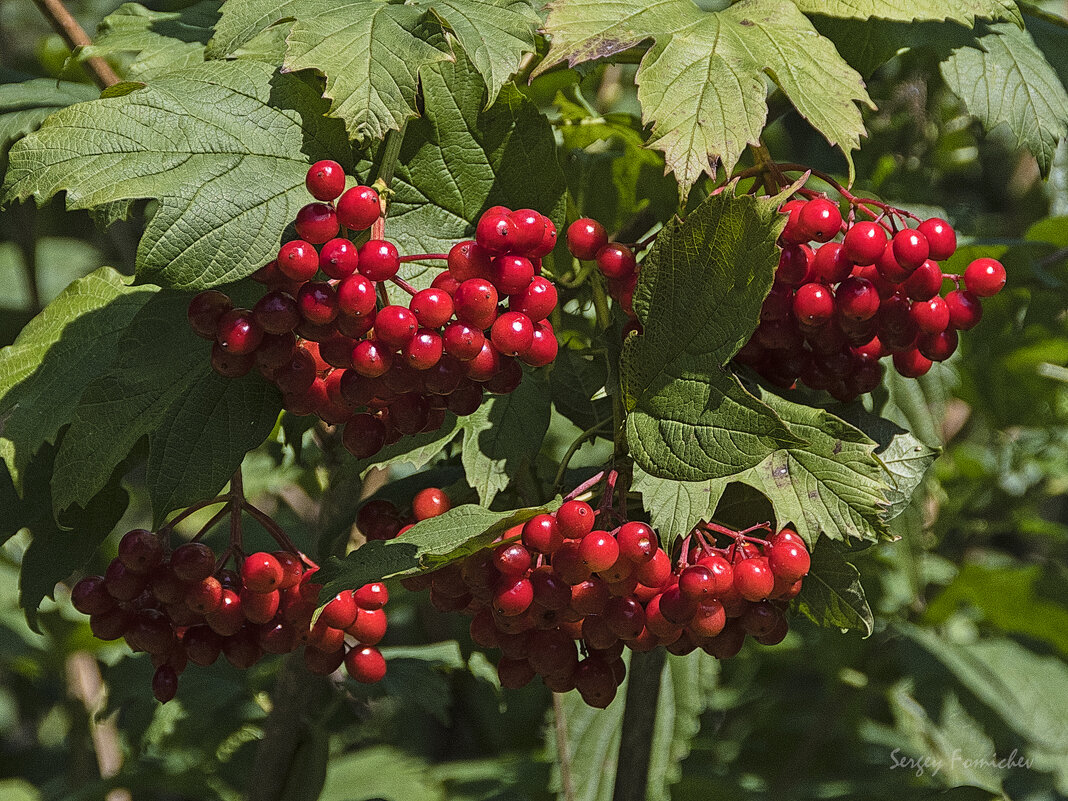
{"left": 776, "top": 244, "right": 814, "bottom": 286}
{"left": 579, "top": 531, "right": 619, "bottom": 572}
{"left": 891, "top": 229, "right": 929, "bottom": 272}
{"left": 842, "top": 221, "right": 887, "bottom": 265}
{"left": 318, "top": 237, "right": 359, "bottom": 279}
{"left": 188, "top": 291, "right": 233, "bottom": 339}
{"left": 336, "top": 185, "right": 381, "bottom": 230}
{"left": 170, "top": 543, "right": 215, "bottom": 583}
{"left": 509, "top": 275, "right": 558, "bottom": 322}
{"left": 509, "top": 208, "right": 547, "bottom": 254}
{"left": 453, "top": 279, "right": 500, "bottom": 330}
{"left": 696, "top": 554, "right": 734, "bottom": 595}
{"left": 918, "top": 328, "right": 958, "bottom": 361}
{"left": 595, "top": 244, "right": 637, "bottom": 280}
{"left": 403, "top": 328, "right": 444, "bottom": 370}
{"left": 476, "top": 209, "right": 519, "bottom": 254}
{"left": 963, "top": 257, "right": 1006, "bottom": 297}
{"left": 519, "top": 322, "right": 558, "bottom": 367}
{"left": 336, "top": 274, "right": 377, "bottom": 319}
{"left": 910, "top": 296, "right": 950, "bottom": 334}
{"left": 489, "top": 254, "right": 535, "bottom": 295}
{"left": 306, "top": 159, "right": 346, "bottom": 201}
{"left": 893, "top": 347, "right": 933, "bottom": 378}
{"left": 373, "top": 305, "right": 418, "bottom": 347}
{"left": 767, "top": 537, "right": 810, "bottom": 582}
{"left": 493, "top": 577, "right": 534, "bottom": 616}
{"left": 277, "top": 239, "right": 319, "bottom": 281}
{"left": 242, "top": 552, "right": 283, "bottom": 593}
{"left": 357, "top": 239, "right": 400, "bottom": 281}
{"left": 408, "top": 288, "right": 454, "bottom": 329}
{"left": 185, "top": 576, "right": 223, "bottom": 614}
{"left": 616, "top": 522, "right": 656, "bottom": 563}
{"left": 353, "top": 582, "right": 389, "bottom": 610}
{"left": 798, "top": 198, "right": 842, "bottom": 242}
{"left": 945, "top": 289, "right": 983, "bottom": 330}
{"left": 903, "top": 260, "right": 944, "bottom": 301}
{"left": 556, "top": 500, "right": 596, "bottom": 539}
{"left": 917, "top": 217, "right": 957, "bottom": 260}
{"left": 733, "top": 557, "right": 774, "bottom": 601}
{"left": 528, "top": 217, "right": 558, "bottom": 259}
{"left": 567, "top": 218, "right": 609, "bottom": 260}
{"left": 442, "top": 321, "right": 486, "bottom": 361}
{"left": 297, "top": 281, "right": 338, "bottom": 325}
{"left": 678, "top": 565, "right": 715, "bottom": 603}
{"left": 875, "top": 244, "right": 913, "bottom": 284}
{"left": 345, "top": 646, "right": 387, "bottom": 683}
{"left": 447, "top": 240, "right": 491, "bottom": 281}
{"left": 835, "top": 276, "right": 880, "bottom": 321}
{"left": 217, "top": 309, "right": 264, "bottom": 355}
{"left": 490, "top": 311, "right": 535, "bottom": 356}
{"left": 295, "top": 202, "right": 339, "bottom": 244}
{"left": 320, "top": 591, "right": 358, "bottom": 629}
{"left": 522, "top": 514, "right": 563, "bottom": 554}
{"left": 793, "top": 283, "right": 834, "bottom": 326}
{"left": 812, "top": 242, "right": 853, "bottom": 284}
{"left": 410, "top": 487, "right": 450, "bottom": 521}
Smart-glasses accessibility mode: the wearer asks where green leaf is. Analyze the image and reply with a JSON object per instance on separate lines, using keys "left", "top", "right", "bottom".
{"left": 79, "top": 2, "right": 219, "bottom": 81}
{"left": 549, "top": 650, "right": 718, "bottom": 801}
{"left": 279, "top": 725, "right": 329, "bottom": 801}
{"left": 621, "top": 190, "right": 802, "bottom": 482}
{"left": 320, "top": 746, "right": 440, "bottom": 801}
{"left": 147, "top": 372, "right": 280, "bottom": 525}
{"left": 316, "top": 499, "right": 560, "bottom": 598}
{"left": 461, "top": 374, "right": 551, "bottom": 506}
{"left": 381, "top": 54, "right": 567, "bottom": 282}
{"left": 211, "top": 0, "right": 538, "bottom": 142}
{"left": 631, "top": 464, "right": 724, "bottom": 541}
{"left": 0, "top": 267, "right": 155, "bottom": 492}
{"left": 2, "top": 61, "right": 352, "bottom": 290}
{"left": 51, "top": 290, "right": 210, "bottom": 513}
{"left": 795, "top": 536, "right": 873, "bottom": 635}
{"left": 705, "top": 388, "right": 890, "bottom": 544}
{"left": 791, "top": 0, "right": 1022, "bottom": 25}
{"left": 0, "top": 79, "right": 98, "bottom": 176}
{"left": 19, "top": 478, "right": 129, "bottom": 630}
{"left": 549, "top": 348, "right": 612, "bottom": 433}
{"left": 537, "top": 0, "right": 872, "bottom": 189}
{"left": 941, "top": 22, "right": 1068, "bottom": 174}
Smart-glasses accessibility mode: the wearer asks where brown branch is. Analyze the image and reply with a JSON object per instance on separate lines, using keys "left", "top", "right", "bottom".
{"left": 32, "top": 0, "right": 121, "bottom": 90}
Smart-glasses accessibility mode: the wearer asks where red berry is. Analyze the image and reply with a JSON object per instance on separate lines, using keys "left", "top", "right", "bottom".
{"left": 595, "top": 244, "right": 637, "bottom": 280}
{"left": 696, "top": 554, "right": 734, "bottom": 595}
{"left": 494, "top": 577, "right": 534, "bottom": 616}
{"left": 903, "top": 260, "right": 944, "bottom": 301}
{"left": 336, "top": 185, "right": 381, "bottom": 231}
{"left": 793, "top": 283, "right": 834, "bottom": 326}
{"left": 464, "top": 340, "right": 503, "bottom": 381}
{"left": 509, "top": 208, "right": 547, "bottom": 254}
{"left": 184, "top": 625, "right": 223, "bottom": 666}
{"left": 528, "top": 217, "right": 558, "bottom": 259}
{"left": 490, "top": 311, "right": 535, "bottom": 356}
{"left": 893, "top": 347, "right": 933, "bottom": 378}
{"left": 767, "top": 537, "right": 810, "bottom": 582}
{"left": 453, "top": 279, "right": 499, "bottom": 330}
{"left": 273, "top": 346, "right": 317, "bottom": 393}
{"left": 412, "top": 487, "right": 451, "bottom": 520}
{"left": 812, "top": 242, "right": 853, "bottom": 284}
{"left": 297, "top": 281, "right": 338, "bottom": 325}
{"left": 567, "top": 218, "right": 609, "bottom": 260}
{"left": 917, "top": 217, "right": 957, "bottom": 260}
{"left": 556, "top": 500, "right": 596, "bottom": 539}
{"left": 918, "top": 329, "right": 958, "bottom": 361}
{"left": 185, "top": 576, "right": 223, "bottom": 614}
{"left": 448, "top": 240, "right": 491, "bottom": 281}
{"left": 519, "top": 322, "right": 558, "bottom": 367}
{"left": 616, "top": 522, "right": 656, "bottom": 563}
{"left": 875, "top": 245, "right": 913, "bottom": 284}
{"left": 522, "top": 514, "right": 563, "bottom": 554}
{"left": 945, "top": 289, "right": 983, "bottom": 330}
{"left": 305, "top": 160, "right": 346, "bottom": 201}
{"left": 733, "top": 557, "right": 774, "bottom": 601}
{"left": 353, "top": 582, "right": 389, "bottom": 609}
{"left": 171, "top": 542, "right": 216, "bottom": 582}
{"left": 843, "top": 221, "right": 887, "bottom": 265}
{"left": 320, "top": 591, "right": 358, "bottom": 629}
{"left": 494, "top": 542, "right": 532, "bottom": 576}
{"left": 253, "top": 291, "right": 300, "bottom": 335}
{"left": 910, "top": 296, "right": 950, "bottom": 334}
{"left": 489, "top": 254, "right": 535, "bottom": 295}
{"left": 242, "top": 552, "right": 283, "bottom": 593}
{"left": 277, "top": 239, "right": 319, "bottom": 281}
{"left": 475, "top": 210, "right": 518, "bottom": 254}
{"left": 798, "top": 198, "right": 842, "bottom": 242}
{"left": 891, "top": 229, "right": 929, "bottom": 272}
{"left": 295, "top": 202, "right": 339, "bottom": 244}
{"left": 835, "top": 276, "right": 880, "bottom": 321}
{"left": 443, "top": 321, "right": 486, "bottom": 361}
{"left": 409, "top": 288, "right": 454, "bottom": 329}
{"left": 336, "top": 274, "right": 377, "bottom": 318}
{"left": 117, "top": 529, "right": 163, "bottom": 573}
{"left": 188, "top": 291, "right": 233, "bottom": 339}
{"left": 579, "top": 531, "right": 619, "bottom": 572}
{"left": 373, "top": 305, "right": 418, "bottom": 347}
{"left": 963, "top": 258, "right": 1006, "bottom": 297}
{"left": 510, "top": 276, "right": 557, "bottom": 322}
{"left": 71, "top": 576, "right": 116, "bottom": 615}
{"left": 318, "top": 237, "right": 359, "bottom": 279}
{"left": 403, "top": 328, "right": 444, "bottom": 370}
{"left": 357, "top": 240, "right": 400, "bottom": 281}
{"left": 678, "top": 565, "right": 715, "bottom": 604}
{"left": 217, "top": 309, "right": 264, "bottom": 355}
{"left": 635, "top": 548, "right": 671, "bottom": 588}
{"left": 777, "top": 244, "right": 814, "bottom": 285}
{"left": 345, "top": 645, "right": 387, "bottom": 683}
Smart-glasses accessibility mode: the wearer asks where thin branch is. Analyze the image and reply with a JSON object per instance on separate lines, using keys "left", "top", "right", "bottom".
{"left": 31, "top": 0, "right": 120, "bottom": 90}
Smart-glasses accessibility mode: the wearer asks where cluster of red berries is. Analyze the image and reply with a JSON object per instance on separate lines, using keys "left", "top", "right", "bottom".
{"left": 385, "top": 489, "right": 808, "bottom": 708}
{"left": 187, "top": 160, "right": 561, "bottom": 460}
{"left": 70, "top": 530, "right": 389, "bottom": 702}
{"left": 737, "top": 197, "right": 1007, "bottom": 401}
{"left": 565, "top": 218, "right": 640, "bottom": 320}
{"left": 355, "top": 486, "right": 452, "bottom": 541}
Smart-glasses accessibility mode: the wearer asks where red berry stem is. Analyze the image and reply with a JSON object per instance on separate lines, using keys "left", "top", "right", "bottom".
{"left": 398, "top": 254, "right": 450, "bottom": 263}
{"left": 388, "top": 275, "right": 418, "bottom": 296}
{"left": 563, "top": 469, "right": 607, "bottom": 502}
{"left": 676, "top": 534, "right": 692, "bottom": 570}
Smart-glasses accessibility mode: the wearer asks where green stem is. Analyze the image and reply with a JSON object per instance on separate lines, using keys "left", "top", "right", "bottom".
{"left": 590, "top": 273, "right": 612, "bottom": 331}
{"left": 553, "top": 420, "right": 611, "bottom": 493}
{"left": 611, "top": 649, "right": 666, "bottom": 801}
{"left": 371, "top": 122, "right": 407, "bottom": 189}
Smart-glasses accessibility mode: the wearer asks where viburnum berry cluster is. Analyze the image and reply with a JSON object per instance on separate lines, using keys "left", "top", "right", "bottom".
{"left": 69, "top": 490, "right": 390, "bottom": 703}
{"left": 737, "top": 194, "right": 1006, "bottom": 401}
{"left": 385, "top": 475, "right": 807, "bottom": 709}
{"left": 566, "top": 217, "right": 640, "bottom": 319}
{"left": 186, "top": 160, "right": 561, "bottom": 460}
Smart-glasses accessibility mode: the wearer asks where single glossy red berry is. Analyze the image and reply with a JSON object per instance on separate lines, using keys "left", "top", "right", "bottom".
{"left": 305, "top": 159, "right": 346, "bottom": 201}
{"left": 945, "top": 289, "right": 983, "bottom": 330}
{"left": 353, "top": 582, "right": 388, "bottom": 610}
{"left": 567, "top": 218, "right": 609, "bottom": 260}
{"left": 528, "top": 216, "right": 558, "bottom": 259}
{"left": 579, "top": 531, "right": 619, "bottom": 572}
{"left": 453, "top": 279, "right": 499, "bottom": 330}
{"left": 408, "top": 288, "right": 454, "bottom": 329}
{"left": 798, "top": 198, "right": 842, "bottom": 242}
{"left": 171, "top": 542, "right": 215, "bottom": 582}
{"left": 242, "top": 552, "right": 283, "bottom": 593}
{"left": 843, "top": 221, "right": 887, "bottom": 265}
{"left": 494, "top": 576, "right": 535, "bottom": 617}
{"left": 403, "top": 329, "right": 444, "bottom": 370}
{"left": 345, "top": 646, "right": 387, "bottom": 683}
{"left": 917, "top": 217, "right": 957, "bottom": 260}
{"left": 447, "top": 240, "right": 491, "bottom": 281}
{"left": 320, "top": 591, "right": 358, "bottom": 629}
{"left": 903, "top": 259, "right": 944, "bottom": 301}
{"left": 350, "top": 339, "right": 391, "bottom": 377}
{"left": 216, "top": 309, "right": 264, "bottom": 355}
{"left": 767, "top": 533, "right": 810, "bottom": 582}
{"left": 490, "top": 311, "right": 535, "bottom": 357}
{"left": 297, "top": 281, "right": 338, "bottom": 325}
{"left": 336, "top": 185, "right": 381, "bottom": 231}
{"left": 964, "top": 258, "right": 1006, "bottom": 297}
{"left": 911, "top": 296, "right": 950, "bottom": 334}
{"left": 776, "top": 244, "right": 814, "bottom": 286}
{"left": 509, "top": 275, "right": 558, "bottom": 322}
{"left": 522, "top": 514, "right": 563, "bottom": 554}
{"left": 733, "top": 557, "right": 774, "bottom": 601}
{"left": 442, "top": 321, "right": 486, "bottom": 361}
{"left": 343, "top": 413, "right": 386, "bottom": 458}
{"left": 72, "top": 576, "right": 116, "bottom": 615}
{"left": 892, "top": 229, "right": 929, "bottom": 272}
{"left": 476, "top": 209, "right": 518, "bottom": 254}
{"left": 519, "top": 321, "right": 557, "bottom": 367}
{"left": 778, "top": 199, "right": 807, "bottom": 245}
{"left": 509, "top": 209, "right": 547, "bottom": 254}
{"left": 812, "top": 242, "right": 853, "bottom": 284}
{"left": 373, "top": 305, "right": 418, "bottom": 347}
{"left": 295, "top": 202, "right": 339, "bottom": 244}
{"left": 835, "top": 276, "right": 880, "bottom": 321}
{"left": 595, "top": 244, "right": 637, "bottom": 280}
{"left": 412, "top": 487, "right": 450, "bottom": 521}
{"left": 893, "top": 347, "right": 933, "bottom": 378}
{"left": 357, "top": 239, "right": 400, "bottom": 281}
{"left": 488, "top": 254, "right": 535, "bottom": 296}
{"left": 918, "top": 328, "right": 958, "bottom": 361}
{"left": 336, "top": 274, "right": 377, "bottom": 319}
{"left": 252, "top": 291, "right": 299, "bottom": 334}
{"left": 696, "top": 554, "right": 734, "bottom": 595}
{"left": 556, "top": 500, "right": 596, "bottom": 539}
{"left": 188, "top": 291, "right": 233, "bottom": 339}
{"left": 793, "top": 282, "right": 834, "bottom": 326}
{"left": 616, "top": 522, "right": 656, "bottom": 563}
{"left": 277, "top": 239, "right": 319, "bottom": 281}
{"left": 185, "top": 576, "right": 224, "bottom": 614}
{"left": 318, "top": 237, "right": 359, "bottom": 279}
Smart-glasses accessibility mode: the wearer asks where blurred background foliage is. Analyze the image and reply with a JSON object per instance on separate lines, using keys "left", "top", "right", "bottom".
{"left": 1, "top": 1, "right": 1067, "bottom": 800}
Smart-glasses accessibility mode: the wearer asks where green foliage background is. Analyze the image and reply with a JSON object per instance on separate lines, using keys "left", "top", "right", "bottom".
{"left": 0, "top": 1, "right": 1066, "bottom": 800}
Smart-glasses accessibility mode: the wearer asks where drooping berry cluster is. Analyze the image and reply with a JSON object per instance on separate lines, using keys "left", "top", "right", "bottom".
{"left": 388, "top": 487, "right": 808, "bottom": 708}
{"left": 70, "top": 527, "right": 389, "bottom": 702}
{"left": 737, "top": 197, "right": 1007, "bottom": 401}
{"left": 566, "top": 218, "right": 640, "bottom": 320}
{"left": 187, "top": 161, "right": 561, "bottom": 460}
